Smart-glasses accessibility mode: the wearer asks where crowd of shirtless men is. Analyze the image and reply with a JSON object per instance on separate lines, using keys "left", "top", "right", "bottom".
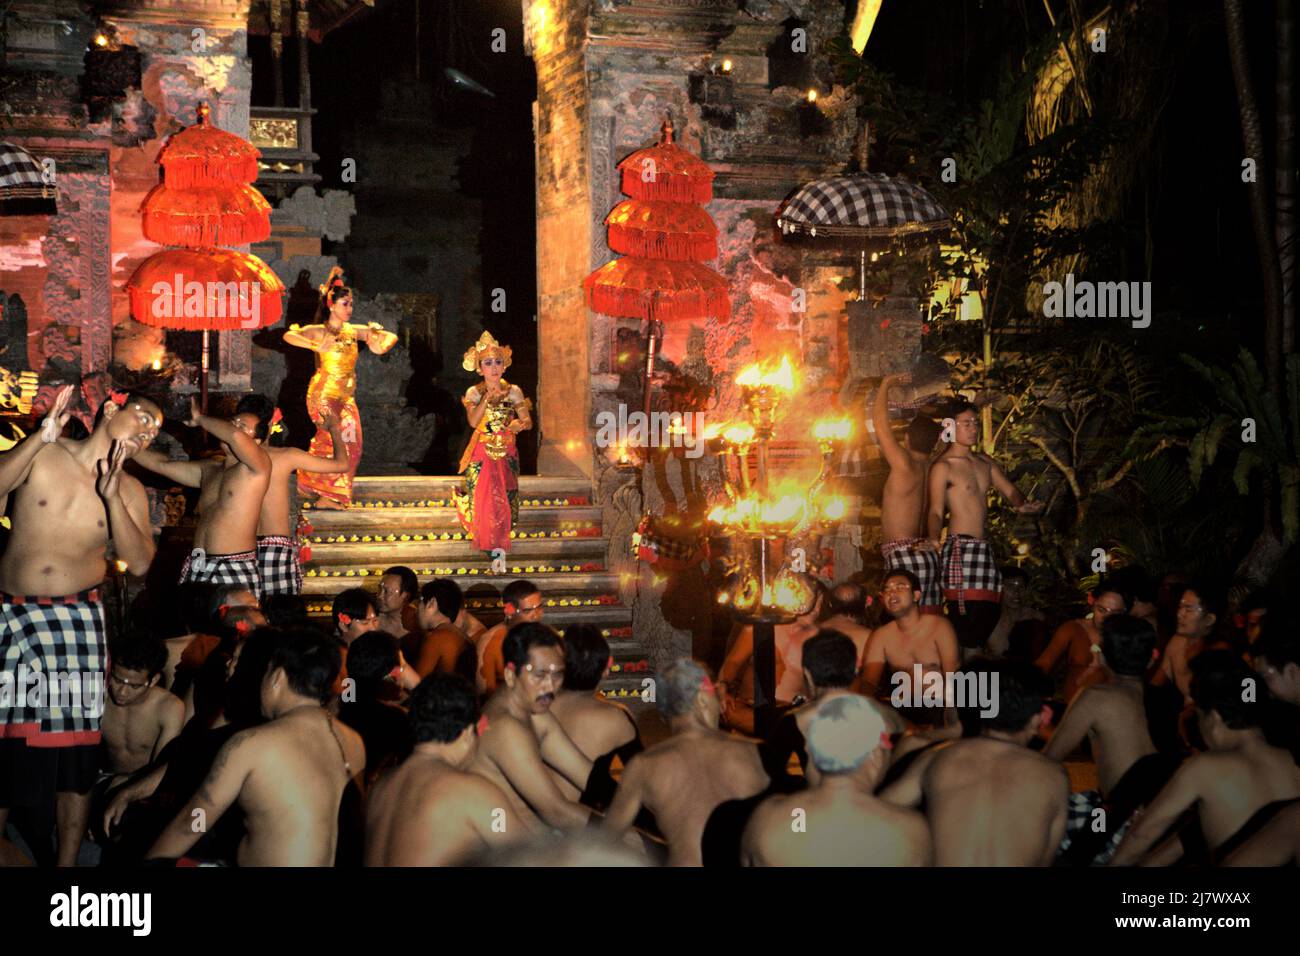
{"left": 1, "top": 379, "right": 1298, "bottom": 867}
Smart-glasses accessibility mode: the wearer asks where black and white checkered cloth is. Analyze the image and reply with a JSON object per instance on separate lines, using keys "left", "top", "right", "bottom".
{"left": 179, "top": 548, "right": 261, "bottom": 598}
{"left": 941, "top": 533, "right": 1002, "bottom": 611}
{"left": 0, "top": 589, "right": 106, "bottom": 744}
{"left": 0, "top": 142, "right": 57, "bottom": 213}
{"left": 257, "top": 536, "right": 302, "bottom": 596}
{"left": 778, "top": 173, "right": 950, "bottom": 239}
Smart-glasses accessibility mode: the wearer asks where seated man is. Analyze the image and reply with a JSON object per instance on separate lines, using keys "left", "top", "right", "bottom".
{"left": 337, "top": 631, "right": 412, "bottom": 788}
{"left": 146, "top": 628, "right": 366, "bottom": 866}
{"left": 365, "top": 673, "right": 521, "bottom": 866}
{"left": 742, "top": 695, "right": 932, "bottom": 866}
{"left": 1252, "top": 616, "right": 1300, "bottom": 707}
{"left": 761, "top": 629, "right": 903, "bottom": 786}
{"left": 162, "top": 582, "right": 219, "bottom": 691}
{"left": 604, "top": 659, "right": 769, "bottom": 866}
{"left": 376, "top": 565, "right": 420, "bottom": 641}
{"left": 332, "top": 588, "right": 380, "bottom": 648}
{"left": 1045, "top": 613, "right": 1161, "bottom": 797}
{"left": 469, "top": 623, "right": 592, "bottom": 831}
{"left": 171, "top": 583, "right": 259, "bottom": 700}
{"left": 987, "top": 566, "right": 1047, "bottom": 660}
{"left": 475, "top": 580, "right": 544, "bottom": 697}
{"left": 817, "top": 583, "right": 873, "bottom": 665}
{"left": 1045, "top": 614, "right": 1178, "bottom": 865}
{"left": 1111, "top": 651, "right": 1300, "bottom": 866}
{"left": 1035, "top": 583, "right": 1131, "bottom": 704}
{"left": 548, "top": 624, "right": 642, "bottom": 805}
{"left": 100, "top": 630, "right": 185, "bottom": 784}
{"left": 718, "top": 589, "right": 824, "bottom": 733}
{"left": 409, "top": 579, "right": 477, "bottom": 683}
{"left": 855, "top": 569, "right": 960, "bottom": 724}
{"left": 1223, "top": 801, "right": 1300, "bottom": 866}
{"left": 881, "top": 660, "right": 1069, "bottom": 866}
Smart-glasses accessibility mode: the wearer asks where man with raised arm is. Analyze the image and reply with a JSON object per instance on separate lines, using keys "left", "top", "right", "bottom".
{"left": 0, "top": 386, "right": 161, "bottom": 865}
{"left": 146, "top": 628, "right": 365, "bottom": 866}
{"left": 232, "top": 394, "right": 348, "bottom": 596}
{"left": 927, "top": 401, "right": 1043, "bottom": 650}
{"left": 135, "top": 397, "right": 272, "bottom": 596}
{"left": 872, "top": 373, "right": 944, "bottom": 612}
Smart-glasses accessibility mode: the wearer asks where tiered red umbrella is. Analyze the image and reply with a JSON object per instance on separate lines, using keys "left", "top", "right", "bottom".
{"left": 125, "top": 103, "right": 283, "bottom": 411}
{"left": 584, "top": 118, "right": 729, "bottom": 416}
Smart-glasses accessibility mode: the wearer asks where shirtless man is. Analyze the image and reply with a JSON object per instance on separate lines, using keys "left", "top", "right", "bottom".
{"left": 718, "top": 590, "right": 824, "bottom": 733}
{"left": 818, "top": 583, "right": 874, "bottom": 665}
{"left": 1111, "top": 651, "right": 1300, "bottom": 866}
{"left": 233, "top": 393, "right": 347, "bottom": 596}
{"left": 872, "top": 374, "right": 944, "bottom": 612}
{"left": 1035, "top": 583, "right": 1131, "bottom": 704}
{"left": 101, "top": 631, "right": 184, "bottom": 782}
{"left": 743, "top": 695, "right": 931, "bottom": 866}
{"left": 1150, "top": 582, "right": 1220, "bottom": 702}
{"left": 927, "top": 401, "right": 1043, "bottom": 649}
{"left": 365, "top": 673, "right": 521, "bottom": 865}
{"left": 475, "top": 579, "right": 544, "bottom": 697}
{"left": 986, "top": 567, "right": 1046, "bottom": 658}
{"left": 604, "top": 659, "right": 769, "bottom": 866}
{"left": 376, "top": 565, "right": 419, "bottom": 640}
{"left": 1252, "top": 622, "right": 1300, "bottom": 706}
{"left": 1223, "top": 802, "right": 1300, "bottom": 866}
{"left": 135, "top": 397, "right": 272, "bottom": 596}
{"left": 549, "top": 624, "right": 642, "bottom": 804}
{"left": 469, "top": 623, "right": 592, "bottom": 831}
{"left": 1045, "top": 614, "right": 1179, "bottom": 865}
{"left": 762, "top": 630, "right": 903, "bottom": 784}
{"left": 0, "top": 386, "right": 160, "bottom": 866}
{"left": 1045, "top": 614, "right": 1158, "bottom": 797}
{"left": 146, "top": 628, "right": 366, "bottom": 866}
{"left": 855, "top": 570, "right": 959, "bottom": 721}
{"left": 882, "top": 660, "right": 1069, "bottom": 865}
{"left": 409, "top": 579, "right": 476, "bottom": 683}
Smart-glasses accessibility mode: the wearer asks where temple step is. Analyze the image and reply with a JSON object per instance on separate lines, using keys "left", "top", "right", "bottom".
{"left": 345, "top": 475, "right": 593, "bottom": 502}
{"left": 300, "top": 474, "right": 651, "bottom": 708}
{"left": 301, "top": 505, "right": 604, "bottom": 533}
{"left": 306, "top": 536, "right": 607, "bottom": 566}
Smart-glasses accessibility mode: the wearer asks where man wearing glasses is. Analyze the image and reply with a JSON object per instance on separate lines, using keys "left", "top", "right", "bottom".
{"left": 475, "top": 579, "right": 544, "bottom": 697}
{"left": 1151, "top": 583, "right": 1222, "bottom": 702}
{"left": 470, "top": 623, "right": 593, "bottom": 832}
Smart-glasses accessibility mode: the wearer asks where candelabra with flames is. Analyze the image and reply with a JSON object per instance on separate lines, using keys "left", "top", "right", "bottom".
{"left": 705, "top": 356, "right": 852, "bottom": 737}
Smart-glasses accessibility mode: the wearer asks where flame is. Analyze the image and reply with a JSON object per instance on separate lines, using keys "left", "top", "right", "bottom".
{"left": 702, "top": 422, "right": 724, "bottom": 440}
{"left": 723, "top": 422, "right": 755, "bottom": 446}
{"left": 764, "top": 356, "right": 795, "bottom": 391}
{"left": 736, "top": 363, "right": 763, "bottom": 388}
{"left": 822, "top": 496, "right": 847, "bottom": 521}
{"left": 813, "top": 418, "right": 852, "bottom": 442}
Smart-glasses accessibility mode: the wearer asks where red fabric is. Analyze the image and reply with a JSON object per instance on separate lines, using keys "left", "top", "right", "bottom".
{"left": 583, "top": 258, "right": 730, "bottom": 322}
{"left": 126, "top": 248, "right": 285, "bottom": 331}
{"left": 466, "top": 438, "right": 518, "bottom": 553}
{"left": 141, "top": 182, "right": 271, "bottom": 247}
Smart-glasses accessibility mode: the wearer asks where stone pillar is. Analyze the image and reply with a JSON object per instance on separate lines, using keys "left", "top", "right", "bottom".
{"left": 526, "top": 0, "right": 594, "bottom": 478}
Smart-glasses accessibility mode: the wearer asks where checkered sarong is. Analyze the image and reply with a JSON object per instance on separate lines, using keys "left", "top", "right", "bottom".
{"left": 0, "top": 588, "right": 105, "bottom": 746}
{"left": 178, "top": 548, "right": 260, "bottom": 598}
{"left": 940, "top": 533, "right": 1002, "bottom": 612}
{"left": 257, "top": 535, "right": 302, "bottom": 596}
{"left": 881, "top": 538, "right": 943, "bottom": 612}
{"left": 1055, "top": 789, "right": 1134, "bottom": 865}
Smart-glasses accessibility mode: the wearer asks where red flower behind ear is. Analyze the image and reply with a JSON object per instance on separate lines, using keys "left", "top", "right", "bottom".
{"left": 109, "top": 390, "right": 128, "bottom": 406}
{"left": 337, "top": 613, "right": 352, "bottom": 628}
{"left": 234, "top": 620, "right": 251, "bottom": 637}
{"left": 271, "top": 408, "right": 283, "bottom": 425}
{"left": 477, "top": 715, "right": 490, "bottom": 736}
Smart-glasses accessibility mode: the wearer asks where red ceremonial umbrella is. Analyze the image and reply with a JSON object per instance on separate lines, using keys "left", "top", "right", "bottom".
{"left": 583, "top": 118, "right": 729, "bottom": 417}
{"left": 128, "top": 103, "right": 278, "bottom": 411}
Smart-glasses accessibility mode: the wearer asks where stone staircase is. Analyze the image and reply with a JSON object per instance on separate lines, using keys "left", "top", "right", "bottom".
{"left": 297, "top": 475, "right": 652, "bottom": 705}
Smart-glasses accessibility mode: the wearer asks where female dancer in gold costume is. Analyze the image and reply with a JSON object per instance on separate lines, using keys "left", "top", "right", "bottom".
{"left": 455, "top": 332, "right": 531, "bottom": 552}
{"left": 284, "top": 268, "right": 397, "bottom": 509}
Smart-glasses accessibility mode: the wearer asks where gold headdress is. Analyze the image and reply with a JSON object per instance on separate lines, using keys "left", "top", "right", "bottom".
{"left": 463, "top": 330, "right": 512, "bottom": 372}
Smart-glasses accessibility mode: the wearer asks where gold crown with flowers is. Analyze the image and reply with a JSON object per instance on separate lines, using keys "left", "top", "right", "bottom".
{"left": 463, "top": 330, "right": 512, "bottom": 372}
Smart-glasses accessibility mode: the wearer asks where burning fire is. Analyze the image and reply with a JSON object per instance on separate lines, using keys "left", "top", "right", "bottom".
{"left": 813, "top": 418, "right": 852, "bottom": 442}
{"left": 736, "top": 356, "right": 796, "bottom": 392}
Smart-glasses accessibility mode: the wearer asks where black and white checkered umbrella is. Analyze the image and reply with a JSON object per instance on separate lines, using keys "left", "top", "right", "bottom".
{"left": 0, "top": 142, "right": 56, "bottom": 216}
{"left": 777, "top": 173, "right": 948, "bottom": 240}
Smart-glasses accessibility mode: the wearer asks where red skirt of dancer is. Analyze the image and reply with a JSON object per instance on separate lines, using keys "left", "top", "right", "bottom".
{"left": 456, "top": 432, "right": 519, "bottom": 554}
